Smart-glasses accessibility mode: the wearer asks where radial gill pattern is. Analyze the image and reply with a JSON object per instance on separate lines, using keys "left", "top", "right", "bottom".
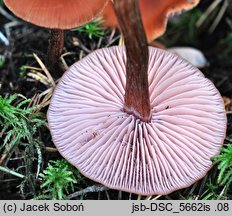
{"left": 48, "top": 46, "right": 226, "bottom": 195}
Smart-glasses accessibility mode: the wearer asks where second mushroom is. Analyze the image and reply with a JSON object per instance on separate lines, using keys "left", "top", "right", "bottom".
{"left": 4, "top": 0, "right": 109, "bottom": 76}
{"left": 48, "top": 0, "right": 226, "bottom": 195}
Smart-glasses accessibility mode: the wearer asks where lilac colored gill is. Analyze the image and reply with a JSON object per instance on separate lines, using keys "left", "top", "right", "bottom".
{"left": 47, "top": 46, "right": 226, "bottom": 195}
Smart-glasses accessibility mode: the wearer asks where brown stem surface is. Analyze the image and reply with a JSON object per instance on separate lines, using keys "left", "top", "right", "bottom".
{"left": 47, "top": 29, "right": 64, "bottom": 77}
{"left": 114, "top": 0, "right": 151, "bottom": 122}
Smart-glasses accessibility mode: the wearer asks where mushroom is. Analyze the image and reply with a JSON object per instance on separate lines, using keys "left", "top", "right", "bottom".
{"left": 4, "top": 0, "right": 109, "bottom": 75}
{"left": 48, "top": 0, "right": 226, "bottom": 195}
{"left": 102, "top": 0, "right": 200, "bottom": 42}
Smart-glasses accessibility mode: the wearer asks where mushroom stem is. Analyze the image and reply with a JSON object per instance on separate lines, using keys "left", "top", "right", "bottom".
{"left": 114, "top": 0, "right": 151, "bottom": 122}
{"left": 47, "top": 29, "right": 64, "bottom": 77}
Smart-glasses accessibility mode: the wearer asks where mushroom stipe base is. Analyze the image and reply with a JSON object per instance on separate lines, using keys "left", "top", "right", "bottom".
{"left": 48, "top": 46, "right": 226, "bottom": 195}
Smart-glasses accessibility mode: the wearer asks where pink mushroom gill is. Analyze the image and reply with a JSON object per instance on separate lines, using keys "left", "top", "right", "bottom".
{"left": 48, "top": 46, "right": 226, "bottom": 195}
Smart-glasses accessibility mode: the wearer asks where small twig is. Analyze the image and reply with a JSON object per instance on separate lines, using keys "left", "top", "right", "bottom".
{"left": 29, "top": 93, "right": 40, "bottom": 107}
{"left": 108, "top": 28, "right": 116, "bottom": 42}
{"left": 105, "top": 190, "right": 111, "bottom": 200}
{"left": 24, "top": 66, "right": 43, "bottom": 71}
{"left": 196, "top": 0, "right": 222, "bottom": 28}
{"left": 77, "top": 39, "right": 92, "bottom": 53}
{"left": 79, "top": 50, "right": 84, "bottom": 60}
{"left": 97, "top": 36, "right": 103, "bottom": 49}
{"left": 0, "top": 31, "right": 9, "bottom": 46}
{"left": 198, "top": 174, "right": 208, "bottom": 196}
{"left": 145, "top": 195, "right": 152, "bottom": 200}
{"left": 118, "top": 191, "right": 122, "bottom": 200}
{"left": 188, "top": 181, "right": 198, "bottom": 195}
{"left": 0, "top": 178, "right": 19, "bottom": 183}
{"left": 0, "top": 6, "right": 18, "bottom": 21}
{"left": 119, "top": 35, "right": 124, "bottom": 45}
{"left": 0, "top": 166, "right": 24, "bottom": 179}
{"left": 106, "top": 35, "right": 121, "bottom": 48}
{"left": 33, "top": 53, "right": 56, "bottom": 87}
{"left": 0, "top": 147, "right": 11, "bottom": 166}
{"left": 152, "top": 195, "right": 162, "bottom": 200}
{"left": 4, "top": 21, "right": 23, "bottom": 38}
{"left": 60, "top": 52, "right": 76, "bottom": 70}
{"left": 37, "top": 87, "right": 54, "bottom": 107}
{"left": 218, "top": 185, "right": 228, "bottom": 199}
{"left": 45, "top": 147, "right": 58, "bottom": 153}
{"left": 209, "top": 0, "right": 228, "bottom": 33}
{"left": 68, "top": 185, "right": 108, "bottom": 199}
{"left": 27, "top": 71, "right": 51, "bottom": 86}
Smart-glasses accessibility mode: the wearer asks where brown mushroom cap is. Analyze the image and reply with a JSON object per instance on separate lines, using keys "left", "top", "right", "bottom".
{"left": 48, "top": 46, "right": 226, "bottom": 195}
{"left": 4, "top": 0, "right": 109, "bottom": 29}
{"left": 102, "top": 0, "right": 200, "bottom": 42}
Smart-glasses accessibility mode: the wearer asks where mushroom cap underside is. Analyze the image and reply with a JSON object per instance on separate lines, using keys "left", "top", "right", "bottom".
{"left": 4, "top": 0, "right": 109, "bottom": 29}
{"left": 102, "top": 0, "right": 200, "bottom": 42}
{"left": 48, "top": 46, "right": 226, "bottom": 195}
